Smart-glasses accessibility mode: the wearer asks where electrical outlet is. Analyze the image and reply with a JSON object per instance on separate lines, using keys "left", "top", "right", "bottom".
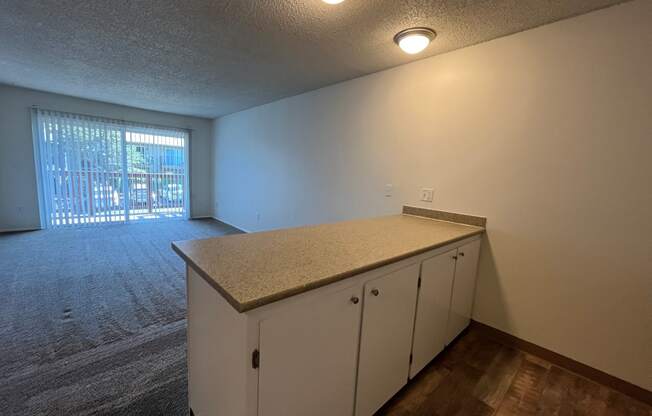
{"left": 384, "top": 184, "right": 393, "bottom": 197}
{"left": 420, "top": 188, "right": 434, "bottom": 202}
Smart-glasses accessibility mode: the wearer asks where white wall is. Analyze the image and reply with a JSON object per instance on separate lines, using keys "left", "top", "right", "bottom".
{"left": 0, "top": 84, "right": 214, "bottom": 231}
{"left": 213, "top": 0, "right": 652, "bottom": 390}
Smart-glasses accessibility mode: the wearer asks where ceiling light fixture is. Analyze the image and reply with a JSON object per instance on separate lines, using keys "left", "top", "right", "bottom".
{"left": 394, "top": 27, "right": 437, "bottom": 54}
{"left": 322, "top": 0, "right": 345, "bottom": 4}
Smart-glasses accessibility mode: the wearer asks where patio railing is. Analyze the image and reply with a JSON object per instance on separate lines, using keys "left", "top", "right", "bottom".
{"left": 49, "top": 170, "right": 185, "bottom": 225}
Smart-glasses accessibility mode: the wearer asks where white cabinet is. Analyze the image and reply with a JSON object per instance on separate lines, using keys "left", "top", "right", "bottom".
{"left": 409, "top": 248, "right": 457, "bottom": 378}
{"left": 446, "top": 239, "right": 481, "bottom": 345}
{"left": 355, "top": 264, "right": 420, "bottom": 416}
{"left": 186, "top": 236, "right": 481, "bottom": 416}
{"left": 258, "top": 284, "right": 363, "bottom": 416}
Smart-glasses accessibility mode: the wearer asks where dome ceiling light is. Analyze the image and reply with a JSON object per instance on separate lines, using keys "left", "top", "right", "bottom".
{"left": 394, "top": 27, "right": 437, "bottom": 54}
{"left": 322, "top": 0, "right": 345, "bottom": 4}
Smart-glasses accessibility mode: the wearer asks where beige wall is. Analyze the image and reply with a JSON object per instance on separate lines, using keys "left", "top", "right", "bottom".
{"left": 213, "top": 0, "right": 652, "bottom": 390}
{"left": 0, "top": 84, "right": 214, "bottom": 231}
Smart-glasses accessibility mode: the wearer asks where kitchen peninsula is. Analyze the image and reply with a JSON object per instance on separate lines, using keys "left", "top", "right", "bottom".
{"left": 173, "top": 206, "right": 486, "bottom": 416}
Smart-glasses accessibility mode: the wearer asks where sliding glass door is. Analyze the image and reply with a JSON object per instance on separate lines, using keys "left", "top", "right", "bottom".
{"left": 33, "top": 109, "right": 189, "bottom": 228}
{"left": 125, "top": 128, "right": 187, "bottom": 221}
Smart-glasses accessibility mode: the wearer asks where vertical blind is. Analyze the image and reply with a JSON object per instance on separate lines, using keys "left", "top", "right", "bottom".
{"left": 33, "top": 109, "right": 189, "bottom": 228}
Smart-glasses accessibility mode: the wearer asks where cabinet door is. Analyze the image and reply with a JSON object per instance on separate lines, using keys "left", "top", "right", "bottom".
{"left": 446, "top": 239, "right": 481, "bottom": 345}
{"left": 258, "top": 284, "right": 363, "bottom": 416}
{"left": 409, "top": 249, "right": 457, "bottom": 378}
{"left": 355, "top": 264, "right": 420, "bottom": 416}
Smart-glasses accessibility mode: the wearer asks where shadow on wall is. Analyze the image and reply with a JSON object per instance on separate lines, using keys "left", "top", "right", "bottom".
{"left": 473, "top": 231, "right": 514, "bottom": 332}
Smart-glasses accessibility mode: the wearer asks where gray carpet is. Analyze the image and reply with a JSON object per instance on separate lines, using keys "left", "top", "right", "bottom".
{"left": 0, "top": 219, "right": 241, "bottom": 415}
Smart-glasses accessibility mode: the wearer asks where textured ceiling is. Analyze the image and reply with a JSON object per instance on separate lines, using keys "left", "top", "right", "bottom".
{"left": 0, "top": 0, "right": 627, "bottom": 118}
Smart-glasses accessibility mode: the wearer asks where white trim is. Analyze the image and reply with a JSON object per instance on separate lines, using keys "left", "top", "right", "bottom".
{"left": 189, "top": 216, "right": 250, "bottom": 233}
{"left": 211, "top": 216, "right": 251, "bottom": 233}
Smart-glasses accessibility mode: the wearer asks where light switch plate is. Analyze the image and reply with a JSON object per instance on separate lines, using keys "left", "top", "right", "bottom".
{"left": 384, "top": 184, "right": 393, "bottom": 197}
{"left": 420, "top": 188, "right": 434, "bottom": 202}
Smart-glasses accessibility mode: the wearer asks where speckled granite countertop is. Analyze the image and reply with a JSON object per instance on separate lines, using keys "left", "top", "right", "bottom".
{"left": 172, "top": 214, "right": 484, "bottom": 313}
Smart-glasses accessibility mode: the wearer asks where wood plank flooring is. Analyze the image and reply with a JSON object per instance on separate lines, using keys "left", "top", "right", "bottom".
{"left": 379, "top": 327, "right": 651, "bottom": 416}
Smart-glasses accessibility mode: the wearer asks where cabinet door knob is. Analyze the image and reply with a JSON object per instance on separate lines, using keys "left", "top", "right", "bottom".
{"left": 350, "top": 296, "right": 359, "bottom": 304}
{"left": 452, "top": 255, "right": 458, "bottom": 260}
{"left": 459, "top": 252, "right": 465, "bottom": 257}
{"left": 371, "top": 289, "right": 379, "bottom": 296}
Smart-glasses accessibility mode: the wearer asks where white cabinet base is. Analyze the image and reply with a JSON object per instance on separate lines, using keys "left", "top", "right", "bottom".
{"left": 410, "top": 249, "right": 457, "bottom": 378}
{"left": 446, "top": 239, "right": 482, "bottom": 345}
{"left": 355, "top": 264, "right": 420, "bottom": 416}
{"left": 186, "top": 266, "right": 252, "bottom": 416}
{"left": 186, "top": 235, "right": 481, "bottom": 416}
{"left": 258, "top": 284, "right": 362, "bottom": 416}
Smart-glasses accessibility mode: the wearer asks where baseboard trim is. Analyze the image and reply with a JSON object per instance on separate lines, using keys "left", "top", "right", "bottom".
{"left": 210, "top": 216, "right": 251, "bottom": 233}
{"left": 189, "top": 215, "right": 250, "bottom": 233}
{"left": 0, "top": 226, "right": 41, "bottom": 234}
{"left": 470, "top": 320, "right": 651, "bottom": 405}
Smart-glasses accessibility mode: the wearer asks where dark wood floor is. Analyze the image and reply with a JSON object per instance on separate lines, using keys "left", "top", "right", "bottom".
{"left": 379, "top": 327, "right": 651, "bottom": 416}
